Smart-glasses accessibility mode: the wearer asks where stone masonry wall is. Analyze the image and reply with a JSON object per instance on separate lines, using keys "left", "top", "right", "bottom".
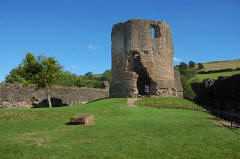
{"left": 0, "top": 84, "right": 109, "bottom": 109}
{"left": 110, "top": 19, "right": 183, "bottom": 97}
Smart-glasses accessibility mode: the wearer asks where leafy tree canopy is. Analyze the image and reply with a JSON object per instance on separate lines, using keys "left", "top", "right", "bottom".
{"left": 179, "top": 62, "right": 189, "bottom": 70}
{"left": 198, "top": 63, "right": 204, "bottom": 70}
{"left": 189, "top": 61, "right": 196, "bottom": 69}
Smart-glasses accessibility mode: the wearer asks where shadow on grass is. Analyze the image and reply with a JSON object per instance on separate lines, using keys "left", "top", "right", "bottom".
{"left": 65, "top": 122, "right": 82, "bottom": 126}
{"left": 32, "top": 98, "right": 69, "bottom": 108}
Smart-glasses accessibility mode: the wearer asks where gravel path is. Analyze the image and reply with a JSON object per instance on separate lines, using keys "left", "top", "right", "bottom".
{"left": 126, "top": 98, "right": 141, "bottom": 107}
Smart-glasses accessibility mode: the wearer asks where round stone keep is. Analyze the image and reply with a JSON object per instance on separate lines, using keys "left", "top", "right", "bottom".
{"left": 110, "top": 19, "right": 183, "bottom": 98}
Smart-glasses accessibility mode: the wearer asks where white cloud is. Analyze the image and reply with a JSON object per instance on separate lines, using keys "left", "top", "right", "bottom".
{"left": 173, "top": 57, "right": 181, "bottom": 62}
{"left": 88, "top": 44, "right": 97, "bottom": 50}
{"left": 71, "top": 65, "right": 79, "bottom": 69}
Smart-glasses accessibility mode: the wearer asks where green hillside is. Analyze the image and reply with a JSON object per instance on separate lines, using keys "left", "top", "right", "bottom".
{"left": 0, "top": 98, "right": 239, "bottom": 159}
{"left": 196, "top": 70, "right": 240, "bottom": 81}
{"left": 190, "top": 59, "right": 240, "bottom": 81}
{"left": 202, "top": 59, "right": 240, "bottom": 71}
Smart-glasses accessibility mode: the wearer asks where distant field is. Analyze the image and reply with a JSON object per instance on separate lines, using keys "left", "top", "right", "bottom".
{"left": 202, "top": 59, "right": 240, "bottom": 71}
{"left": 196, "top": 70, "right": 240, "bottom": 81}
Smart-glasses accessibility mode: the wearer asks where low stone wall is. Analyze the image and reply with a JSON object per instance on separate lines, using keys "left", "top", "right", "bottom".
{"left": 0, "top": 84, "right": 109, "bottom": 109}
{"left": 156, "top": 88, "right": 183, "bottom": 98}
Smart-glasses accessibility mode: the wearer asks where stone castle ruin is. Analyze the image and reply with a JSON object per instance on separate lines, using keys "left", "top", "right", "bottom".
{"left": 110, "top": 19, "right": 183, "bottom": 97}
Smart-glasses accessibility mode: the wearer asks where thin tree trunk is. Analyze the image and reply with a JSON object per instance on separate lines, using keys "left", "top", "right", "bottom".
{"left": 47, "top": 88, "right": 52, "bottom": 108}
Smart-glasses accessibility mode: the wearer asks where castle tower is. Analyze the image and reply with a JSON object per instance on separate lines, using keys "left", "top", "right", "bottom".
{"left": 110, "top": 19, "right": 183, "bottom": 97}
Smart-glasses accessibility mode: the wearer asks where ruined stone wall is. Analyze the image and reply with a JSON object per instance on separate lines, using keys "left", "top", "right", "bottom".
{"left": 192, "top": 74, "right": 240, "bottom": 104}
{"left": 110, "top": 19, "right": 183, "bottom": 97}
{"left": 192, "top": 74, "right": 240, "bottom": 115}
{"left": 0, "top": 84, "right": 109, "bottom": 109}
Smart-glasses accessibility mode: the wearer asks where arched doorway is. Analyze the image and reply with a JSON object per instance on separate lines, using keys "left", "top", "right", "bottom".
{"left": 132, "top": 51, "right": 152, "bottom": 95}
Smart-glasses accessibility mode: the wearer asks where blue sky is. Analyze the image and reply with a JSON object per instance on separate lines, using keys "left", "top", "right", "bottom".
{"left": 0, "top": 0, "right": 239, "bottom": 82}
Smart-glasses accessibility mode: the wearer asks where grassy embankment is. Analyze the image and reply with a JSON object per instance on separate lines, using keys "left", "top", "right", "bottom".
{"left": 195, "top": 59, "right": 240, "bottom": 81}
{"left": 0, "top": 98, "right": 240, "bottom": 159}
{"left": 134, "top": 97, "right": 205, "bottom": 111}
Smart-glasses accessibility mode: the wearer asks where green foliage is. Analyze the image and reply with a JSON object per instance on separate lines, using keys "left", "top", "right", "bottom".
{"left": 5, "top": 65, "right": 26, "bottom": 84}
{"left": 190, "top": 77, "right": 202, "bottom": 83}
{"left": 22, "top": 53, "right": 63, "bottom": 89}
{"left": 84, "top": 71, "right": 93, "bottom": 77}
{"left": 179, "top": 62, "right": 189, "bottom": 70}
{"left": 196, "top": 70, "right": 240, "bottom": 81}
{"left": 181, "top": 75, "right": 196, "bottom": 100}
{"left": 177, "top": 66, "right": 197, "bottom": 101}
{"left": 179, "top": 69, "right": 197, "bottom": 79}
{"left": 56, "top": 71, "right": 106, "bottom": 88}
{"left": 198, "top": 68, "right": 234, "bottom": 74}
{"left": 0, "top": 98, "right": 240, "bottom": 159}
{"left": 189, "top": 61, "right": 196, "bottom": 69}
{"left": 101, "top": 70, "right": 112, "bottom": 83}
{"left": 198, "top": 63, "right": 204, "bottom": 70}
{"left": 5, "top": 54, "right": 112, "bottom": 89}
{"left": 57, "top": 71, "right": 79, "bottom": 87}
{"left": 20, "top": 53, "right": 63, "bottom": 107}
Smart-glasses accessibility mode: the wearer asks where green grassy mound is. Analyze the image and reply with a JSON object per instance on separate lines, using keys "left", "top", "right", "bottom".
{"left": 0, "top": 98, "right": 239, "bottom": 159}
{"left": 134, "top": 97, "right": 205, "bottom": 111}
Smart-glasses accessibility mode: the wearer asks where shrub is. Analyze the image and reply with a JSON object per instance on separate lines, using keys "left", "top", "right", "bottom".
{"left": 180, "top": 75, "right": 196, "bottom": 101}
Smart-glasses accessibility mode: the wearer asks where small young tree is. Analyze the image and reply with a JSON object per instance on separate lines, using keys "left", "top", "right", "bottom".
{"left": 23, "top": 53, "right": 63, "bottom": 108}
{"left": 189, "top": 61, "right": 196, "bottom": 69}
{"left": 197, "top": 63, "right": 204, "bottom": 70}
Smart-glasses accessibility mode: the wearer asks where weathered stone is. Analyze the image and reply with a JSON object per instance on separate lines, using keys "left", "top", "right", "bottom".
{"left": 71, "top": 114, "right": 95, "bottom": 125}
{"left": 0, "top": 84, "right": 109, "bottom": 109}
{"left": 204, "top": 78, "right": 216, "bottom": 88}
{"left": 110, "top": 19, "right": 183, "bottom": 97}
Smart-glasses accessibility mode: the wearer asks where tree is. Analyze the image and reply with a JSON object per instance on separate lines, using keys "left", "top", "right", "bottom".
{"left": 23, "top": 53, "right": 63, "bottom": 108}
{"left": 5, "top": 65, "right": 27, "bottom": 83}
{"left": 179, "top": 62, "right": 189, "bottom": 70}
{"left": 84, "top": 72, "right": 93, "bottom": 80}
{"left": 84, "top": 72, "right": 93, "bottom": 76}
{"left": 189, "top": 61, "right": 196, "bottom": 69}
{"left": 101, "top": 70, "right": 112, "bottom": 83}
{"left": 180, "top": 75, "right": 196, "bottom": 100}
{"left": 57, "top": 71, "right": 79, "bottom": 87}
{"left": 179, "top": 69, "right": 197, "bottom": 79}
{"left": 197, "top": 63, "right": 204, "bottom": 70}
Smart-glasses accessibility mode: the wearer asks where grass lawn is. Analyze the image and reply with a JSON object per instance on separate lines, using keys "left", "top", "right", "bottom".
{"left": 195, "top": 70, "right": 240, "bottom": 81}
{"left": 134, "top": 97, "right": 205, "bottom": 111}
{"left": 0, "top": 98, "right": 240, "bottom": 159}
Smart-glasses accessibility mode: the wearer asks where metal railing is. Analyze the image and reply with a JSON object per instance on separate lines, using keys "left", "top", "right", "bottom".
{"left": 140, "top": 97, "right": 240, "bottom": 128}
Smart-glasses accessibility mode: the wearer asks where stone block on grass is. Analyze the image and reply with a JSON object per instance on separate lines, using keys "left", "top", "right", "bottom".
{"left": 70, "top": 113, "right": 94, "bottom": 125}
